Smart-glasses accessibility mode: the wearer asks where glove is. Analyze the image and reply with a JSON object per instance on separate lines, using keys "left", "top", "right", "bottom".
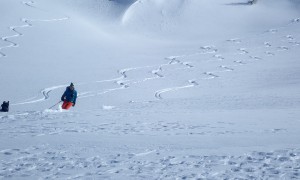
{"left": 72, "top": 103, "right": 75, "bottom": 107}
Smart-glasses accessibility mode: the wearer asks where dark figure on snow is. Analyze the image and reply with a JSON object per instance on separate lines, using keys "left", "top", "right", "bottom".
{"left": 248, "top": 0, "right": 257, "bottom": 5}
{"left": 61, "top": 83, "right": 77, "bottom": 110}
{"left": 1, "top": 101, "right": 9, "bottom": 112}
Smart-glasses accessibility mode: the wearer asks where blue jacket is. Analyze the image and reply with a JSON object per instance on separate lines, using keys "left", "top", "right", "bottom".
{"left": 61, "top": 86, "right": 77, "bottom": 104}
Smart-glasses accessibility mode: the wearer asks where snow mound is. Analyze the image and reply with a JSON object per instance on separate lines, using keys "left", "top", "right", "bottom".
{"left": 122, "top": 0, "right": 185, "bottom": 24}
{"left": 120, "top": 0, "right": 300, "bottom": 39}
{"left": 52, "top": 0, "right": 136, "bottom": 23}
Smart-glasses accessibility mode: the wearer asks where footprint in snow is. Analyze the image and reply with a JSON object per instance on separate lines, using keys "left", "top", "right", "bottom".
{"left": 286, "top": 35, "right": 294, "bottom": 41}
{"left": 213, "top": 54, "right": 225, "bottom": 60}
{"left": 182, "top": 62, "right": 194, "bottom": 68}
{"left": 268, "top": 29, "right": 278, "bottom": 33}
{"left": 203, "top": 72, "right": 219, "bottom": 79}
{"left": 277, "top": 46, "right": 289, "bottom": 51}
{"left": 237, "top": 48, "right": 249, "bottom": 54}
{"left": 233, "top": 60, "right": 246, "bottom": 65}
{"left": 249, "top": 55, "right": 262, "bottom": 60}
{"left": 264, "top": 128, "right": 287, "bottom": 133}
{"left": 199, "top": 45, "right": 218, "bottom": 54}
{"left": 265, "top": 51, "right": 275, "bottom": 56}
{"left": 264, "top": 42, "right": 272, "bottom": 47}
{"left": 291, "top": 18, "right": 300, "bottom": 23}
{"left": 226, "top": 38, "right": 242, "bottom": 44}
{"left": 219, "top": 65, "right": 234, "bottom": 71}
{"left": 22, "top": 1, "right": 36, "bottom": 8}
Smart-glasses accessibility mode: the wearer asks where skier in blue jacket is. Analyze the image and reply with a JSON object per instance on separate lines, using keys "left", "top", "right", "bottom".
{"left": 61, "top": 83, "right": 77, "bottom": 110}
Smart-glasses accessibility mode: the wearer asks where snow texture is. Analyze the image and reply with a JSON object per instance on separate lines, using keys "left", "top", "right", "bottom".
{"left": 0, "top": 0, "right": 300, "bottom": 179}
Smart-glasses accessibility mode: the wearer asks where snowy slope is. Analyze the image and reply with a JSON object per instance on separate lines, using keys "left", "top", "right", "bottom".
{"left": 1, "top": 0, "right": 300, "bottom": 179}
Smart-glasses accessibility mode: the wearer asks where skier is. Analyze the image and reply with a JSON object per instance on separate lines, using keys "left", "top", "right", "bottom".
{"left": 0, "top": 101, "right": 9, "bottom": 112}
{"left": 61, "top": 83, "right": 77, "bottom": 110}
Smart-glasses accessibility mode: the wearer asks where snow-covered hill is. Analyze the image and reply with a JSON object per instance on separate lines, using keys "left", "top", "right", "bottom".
{"left": 1, "top": 0, "right": 300, "bottom": 179}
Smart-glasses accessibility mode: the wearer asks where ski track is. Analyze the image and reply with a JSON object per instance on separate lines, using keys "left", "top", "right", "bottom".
{"left": 226, "top": 38, "right": 242, "bottom": 44}
{"left": 12, "top": 85, "right": 68, "bottom": 106}
{"left": 6, "top": 13, "right": 299, "bottom": 107}
{"left": 69, "top": 23, "right": 300, "bottom": 94}
{"left": 154, "top": 80, "right": 198, "bottom": 100}
{"left": 0, "top": 1, "right": 69, "bottom": 58}
{"left": 153, "top": 17, "right": 299, "bottom": 100}
{"left": 79, "top": 58, "right": 193, "bottom": 99}
{"left": 0, "top": 0, "right": 69, "bottom": 106}
{"left": 15, "top": 57, "right": 194, "bottom": 104}
{"left": 22, "top": 1, "right": 35, "bottom": 8}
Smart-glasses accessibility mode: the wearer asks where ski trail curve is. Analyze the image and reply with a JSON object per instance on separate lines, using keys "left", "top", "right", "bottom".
{"left": 15, "top": 59, "right": 190, "bottom": 104}
{"left": 78, "top": 65, "right": 157, "bottom": 99}
{"left": 117, "top": 65, "right": 158, "bottom": 88}
{"left": 155, "top": 80, "right": 199, "bottom": 100}
{"left": 0, "top": 1, "right": 69, "bottom": 58}
{"left": 128, "top": 58, "right": 193, "bottom": 86}
{"left": 15, "top": 75, "right": 128, "bottom": 105}
{"left": 12, "top": 85, "right": 68, "bottom": 106}
{"left": 78, "top": 59, "right": 193, "bottom": 99}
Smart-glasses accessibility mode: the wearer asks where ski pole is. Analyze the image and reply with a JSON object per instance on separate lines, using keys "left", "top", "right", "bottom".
{"left": 49, "top": 101, "right": 62, "bottom": 109}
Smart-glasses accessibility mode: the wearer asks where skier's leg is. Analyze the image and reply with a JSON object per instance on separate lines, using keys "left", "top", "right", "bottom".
{"left": 63, "top": 102, "right": 73, "bottom": 110}
{"left": 62, "top": 101, "right": 68, "bottom": 109}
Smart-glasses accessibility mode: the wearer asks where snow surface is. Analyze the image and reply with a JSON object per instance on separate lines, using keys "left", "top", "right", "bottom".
{"left": 1, "top": 0, "right": 300, "bottom": 179}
